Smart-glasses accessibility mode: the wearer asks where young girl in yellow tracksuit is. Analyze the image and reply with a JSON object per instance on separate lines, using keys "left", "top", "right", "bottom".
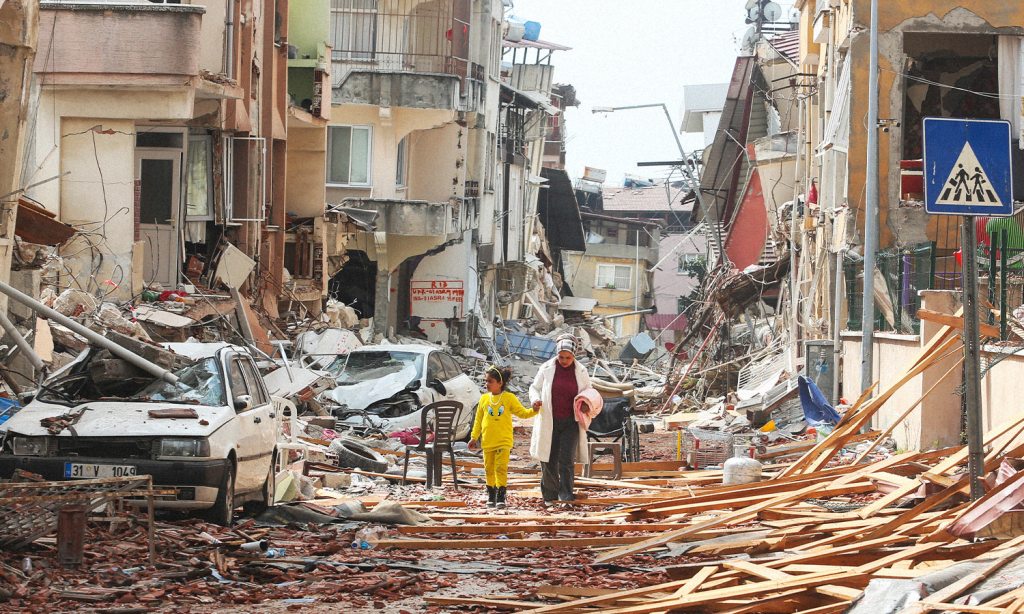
{"left": 470, "top": 366, "right": 538, "bottom": 509}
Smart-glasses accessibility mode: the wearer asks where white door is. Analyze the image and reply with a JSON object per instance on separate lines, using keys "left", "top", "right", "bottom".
{"left": 224, "top": 355, "right": 270, "bottom": 492}
{"left": 136, "top": 150, "right": 181, "bottom": 288}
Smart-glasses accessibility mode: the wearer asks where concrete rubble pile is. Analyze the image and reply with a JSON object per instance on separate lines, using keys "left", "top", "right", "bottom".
{"left": 2, "top": 289, "right": 1024, "bottom": 611}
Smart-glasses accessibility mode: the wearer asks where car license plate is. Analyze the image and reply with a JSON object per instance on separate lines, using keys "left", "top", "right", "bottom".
{"left": 64, "top": 463, "right": 137, "bottom": 479}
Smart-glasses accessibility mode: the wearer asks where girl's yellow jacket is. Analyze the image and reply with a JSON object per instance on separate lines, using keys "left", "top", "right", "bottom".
{"left": 470, "top": 391, "right": 538, "bottom": 450}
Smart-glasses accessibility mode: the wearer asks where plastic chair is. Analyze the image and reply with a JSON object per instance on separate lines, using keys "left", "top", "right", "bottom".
{"left": 401, "top": 400, "right": 463, "bottom": 489}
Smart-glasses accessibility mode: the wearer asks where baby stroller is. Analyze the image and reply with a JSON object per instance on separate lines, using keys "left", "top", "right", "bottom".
{"left": 585, "top": 396, "right": 640, "bottom": 462}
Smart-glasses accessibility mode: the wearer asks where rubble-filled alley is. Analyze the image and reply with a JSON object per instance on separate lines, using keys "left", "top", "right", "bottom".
{"left": 7, "top": 0, "right": 1024, "bottom": 612}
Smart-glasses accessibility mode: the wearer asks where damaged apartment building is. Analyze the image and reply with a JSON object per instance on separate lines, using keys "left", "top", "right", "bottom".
{"left": 680, "top": 0, "right": 1024, "bottom": 453}
{"left": 6, "top": 0, "right": 577, "bottom": 350}
{"left": 319, "top": 0, "right": 575, "bottom": 345}
{"left": 22, "top": 0, "right": 294, "bottom": 316}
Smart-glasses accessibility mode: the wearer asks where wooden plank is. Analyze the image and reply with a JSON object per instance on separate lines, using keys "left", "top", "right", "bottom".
{"left": 377, "top": 535, "right": 647, "bottom": 550}
{"left": 669, "top": 565, "right": 718, "bottom": 599}
{"left": 395, "top": 523, "right": 689, "bottom": 535}
{"left": 593, "top": 482, "right": 825, "bottom": 564}
{"left": 815, "top": 585, "right": 861, "bottom": 600}
{"left": 918, "top": 542, "right": 1024, "bottom": 605}
{"left": 722, "top": 560, "right": 793, "bottom": 581}
{"left": 424, "top": 596, "right": 540, "bottom": 608}
{"left": 917, "top": 308, "right": 1002, "bottom": 338}
{"left": 593, "top": 571, "right": 867, "bottom": 614}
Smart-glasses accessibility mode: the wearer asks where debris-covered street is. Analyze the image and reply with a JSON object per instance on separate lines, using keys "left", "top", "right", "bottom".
{"left": 7, "top": 0, "right": 1024, "bottom": 612}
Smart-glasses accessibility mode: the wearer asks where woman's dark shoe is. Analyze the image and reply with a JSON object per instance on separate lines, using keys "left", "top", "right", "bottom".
{"left": 486, "top": 486, "right": 497, "bottom": 508}
{"left": 496, "top": 487, "right": 507, "bottom": 509}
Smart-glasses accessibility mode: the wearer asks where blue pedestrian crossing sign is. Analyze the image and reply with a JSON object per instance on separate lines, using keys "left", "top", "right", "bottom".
{"left": 923, "top": 117, "right": 1014, "bottom": 217}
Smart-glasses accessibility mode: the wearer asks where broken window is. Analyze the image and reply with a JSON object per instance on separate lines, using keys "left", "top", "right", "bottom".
{"left": 327, "top": 125, "right": 372, "bottom": 186}
{"left": 901, "top": 33, "right": 1000, "bottom": 160}
{"left": 133, "top": 358, "right": 227, "bottom": 407}
{"left": 596, "top": 264, "right": 632, "bottom": 290}
{"left": 328, "top": 351, "right": 424, "bottom": 385}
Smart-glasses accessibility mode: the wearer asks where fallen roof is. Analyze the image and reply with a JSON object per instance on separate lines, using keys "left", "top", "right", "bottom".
{"left": 500, "top": 83, "right": 560, "bottom": 115}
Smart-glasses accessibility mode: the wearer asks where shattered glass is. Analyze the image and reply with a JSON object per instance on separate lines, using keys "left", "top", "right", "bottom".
{"left": 327, "top": 351, "right": 423, "bottom": 385}
{"left": 133, "top": 358, "right": 227, "bottom": 406}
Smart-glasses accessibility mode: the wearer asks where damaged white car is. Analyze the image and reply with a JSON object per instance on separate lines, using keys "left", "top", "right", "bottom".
{"left": 325, "top": 345, "right": 480, "bottom": 440}
{"left": 0, "top": 343, "right": 277, "bottom": 525}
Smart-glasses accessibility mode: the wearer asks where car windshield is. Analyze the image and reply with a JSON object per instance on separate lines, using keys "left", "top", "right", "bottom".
{"left": 131, "top": 357, "right": 227, "bottom": 406}
{"left": 327, "top": 351, "right": 424, "bottom": 385}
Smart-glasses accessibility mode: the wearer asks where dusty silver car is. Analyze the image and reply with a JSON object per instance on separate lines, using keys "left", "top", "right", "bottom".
{"left": 324, "top": 344, "right": 480, "bottom": 440}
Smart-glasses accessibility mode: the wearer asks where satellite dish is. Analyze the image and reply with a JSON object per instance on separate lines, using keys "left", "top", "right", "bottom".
{"left": 762, "top": 1, "right": 783, "bottom": 22}
{"left": 747, "top": 4, "right": 761, "bottom": 21}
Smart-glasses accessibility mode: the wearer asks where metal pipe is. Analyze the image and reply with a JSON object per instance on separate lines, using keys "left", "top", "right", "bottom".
{"left": 790, "top": 94, "right": 803, "bottom": 374}
{"left": 962, "top": 220, "right": 984, "bottom": 501}
{"left": 0, "top": 309, "right": 45, "bottom": 377}
{"left": 832, "top": 248, "right": 846, "bottom": 405}
{"left": 861, "top": 0, "right": 880, "bottom": 394}
{"left": 0, "top": 281, "right": 179, "bottom": 385}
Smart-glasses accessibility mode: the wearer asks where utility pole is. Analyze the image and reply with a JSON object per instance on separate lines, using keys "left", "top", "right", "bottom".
{"left": 860, "top": 0, "right": 880, "bottom": 394}
{"left": 592, "top": 103, "right": 726, "bottom": 266}
{"left": 0, "top": 0, "right": 40, "bottom": 318}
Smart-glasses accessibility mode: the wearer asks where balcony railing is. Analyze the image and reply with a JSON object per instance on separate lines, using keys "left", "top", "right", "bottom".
{"left": 330, "top": 0, "right": 469, "bottom": 78}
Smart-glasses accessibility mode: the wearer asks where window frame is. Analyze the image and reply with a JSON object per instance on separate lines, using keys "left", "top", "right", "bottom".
{"left": 426, "top": 352, "right": 446, "bottom": 383}
{"left": 326, "top": 125, "right": 373, "bottom": 187}
{"left": 239, "top": 359, "right": 270, "bottom": 407}
{"left": 595, "top": 263, "right": 633, "bottom": 291}
{"left": 395, "top": 136, "right": 408, "bottom": 187}
{"left": 185, "top": 134, "right": 214, "bottom": 222}
{"left": 438, "top": 352, "right": 462, "bottom": 381}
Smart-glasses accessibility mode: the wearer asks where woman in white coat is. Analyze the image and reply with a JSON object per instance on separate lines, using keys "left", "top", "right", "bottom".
{"left": 529, "top": 335, "right": 592, "bottom": 503}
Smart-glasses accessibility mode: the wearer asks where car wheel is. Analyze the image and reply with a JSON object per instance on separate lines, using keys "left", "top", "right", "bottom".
{"left": 244, "top": 451, "right": 276, "bottom": 516}
{"left": 204, "top": 461, "right": 235, "bottom": 526}
{"left": 330, "top": 437, "right": 389, "bottom": 473}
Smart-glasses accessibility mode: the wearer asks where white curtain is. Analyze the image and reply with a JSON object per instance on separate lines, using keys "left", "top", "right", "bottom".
{"left": 998, "top": 36, "right": 1024, "bottom": 147}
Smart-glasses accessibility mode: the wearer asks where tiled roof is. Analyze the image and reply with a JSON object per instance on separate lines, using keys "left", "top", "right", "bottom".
{"left": 600, "top": 185, "right": 694, "bottom": 213}
{"left": 768, "top": 30, "right": 800, "bottom": 65}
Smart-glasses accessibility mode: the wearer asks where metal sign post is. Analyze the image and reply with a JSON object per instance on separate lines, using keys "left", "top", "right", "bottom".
{"left": 923, "top": 117, "right": 1014, "bottom": 501}
{"left": 960, "top": 221, "right": 984, "bottom": 500}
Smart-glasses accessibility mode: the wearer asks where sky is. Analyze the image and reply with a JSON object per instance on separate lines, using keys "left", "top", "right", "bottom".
{"left": 508, "top": 0, "right": 797, "bottom": 185}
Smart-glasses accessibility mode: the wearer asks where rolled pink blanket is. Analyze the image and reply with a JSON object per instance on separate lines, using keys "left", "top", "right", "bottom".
{"left": 573, "top": 388, "right": 604, "bottom": 431}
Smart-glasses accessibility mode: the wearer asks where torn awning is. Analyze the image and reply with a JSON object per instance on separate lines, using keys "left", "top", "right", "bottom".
{"left": 500, "top": 84, "right": 560, "bottom": 115}
{"left": 326, "top": 205, "right": 379, "bottom": 232}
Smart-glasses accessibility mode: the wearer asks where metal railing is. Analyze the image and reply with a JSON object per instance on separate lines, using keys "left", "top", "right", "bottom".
{"left": 330, "top": 0, "right": 469, "bottom": 78}
{"left": 845, "top": 242, "right": 935, "bottom": 334}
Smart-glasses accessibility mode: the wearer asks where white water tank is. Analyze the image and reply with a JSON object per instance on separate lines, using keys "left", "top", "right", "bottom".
{"left": 723, "top": 445, "right": 762, "bottom": 485}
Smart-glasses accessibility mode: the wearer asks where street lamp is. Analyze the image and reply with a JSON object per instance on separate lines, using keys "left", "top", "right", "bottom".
{"left": 592, "top": 103, "right": 725, "bottom": 266}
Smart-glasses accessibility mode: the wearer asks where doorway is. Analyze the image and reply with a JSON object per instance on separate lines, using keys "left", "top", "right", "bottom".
{"left": 136, "top": 131, "right": 184, "bottom": 288}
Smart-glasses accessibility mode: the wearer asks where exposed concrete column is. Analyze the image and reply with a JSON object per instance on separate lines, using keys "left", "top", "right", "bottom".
{"left": 0, "top": 0, "right": 39, "bottom": 316}
{"left": 372, "top": 231, "right": 389, "bottom": 338}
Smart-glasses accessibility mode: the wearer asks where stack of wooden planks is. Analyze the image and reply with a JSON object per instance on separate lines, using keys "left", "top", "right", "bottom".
{"left": 377, "top": 315, "right": 1024, "bottom": 611}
